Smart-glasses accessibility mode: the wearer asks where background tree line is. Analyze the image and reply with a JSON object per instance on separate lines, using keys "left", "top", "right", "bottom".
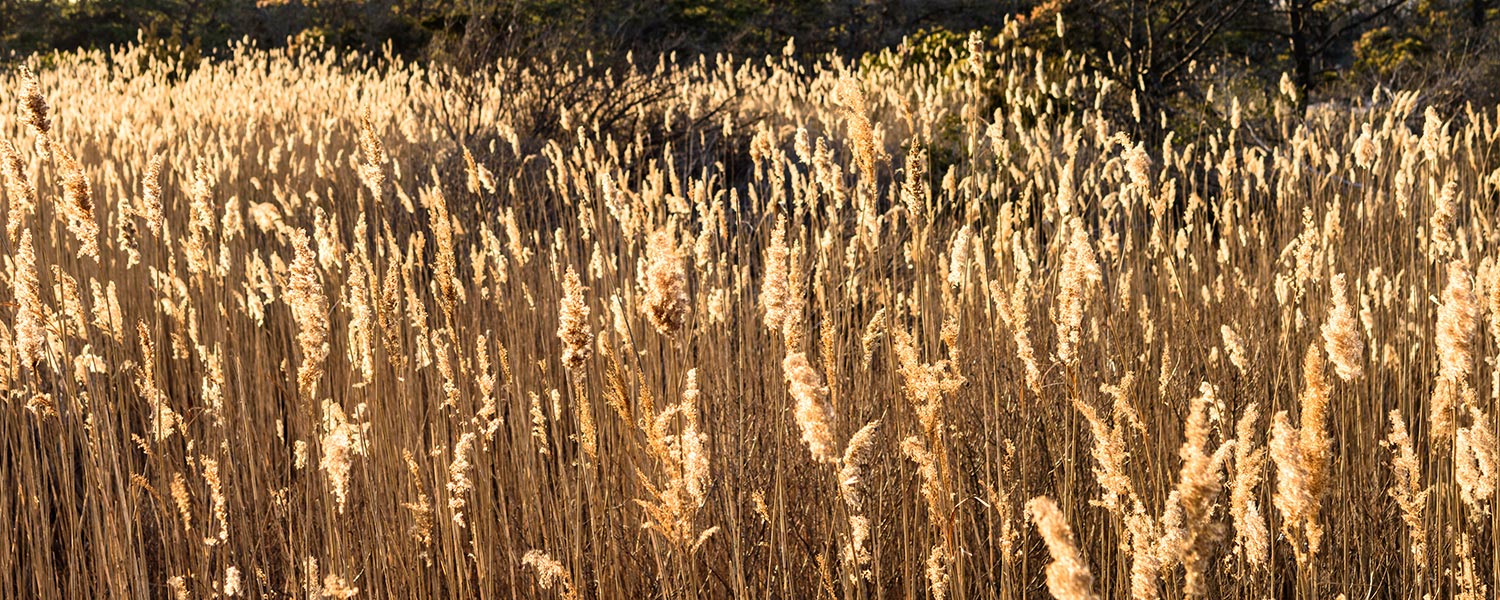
{"left": 1, "top": 0, "right": 1496, "bottom": 139}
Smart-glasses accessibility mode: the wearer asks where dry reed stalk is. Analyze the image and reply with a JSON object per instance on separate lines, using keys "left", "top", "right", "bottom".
{"left": 892, "top": 327, "right": 965, "bottom": 434}
{"left": 573, "top": 378, "right": 597, "bottom": 459}
{"left": 183, "top": 162, "right": 216, "bottom": 274}
{"left": 1429, "top": 180, "right": 1458, "bottom": 260}
{"left": 949, "top": 225, "right": 973, "bottom": 290}
{"left": 377, "top": 254, "right": 406, "bottom": 374}
{"left": 222, "top": 566, "right": 241, "bottom": 597}
{"left": 170, "top": 472, "right": 193, "bottom": 533}
{"left": 135, "top": 321, "right": 179, "bottom": 441}
{"left": 925, "top": 543, "right": 950, "bottom": 600}
{"left": 678, "top": 368, "right": 710, "bottom": 506}
{"left": 321, "top": 573, "right": 359, "bottom": 599}
{"left": 200, "top": 456, "right": 227, "bottom": 546}
{"left": 995, "top": 234, "right": 1042, "bottom": 393}
{"left": 530, "top": 391, "right": 550, "bottom": 455}
{"left": 462, "top": 148, "right": 487, "bottom": 195}
{"left": 165, "top": 576, "right": 188, "bottom": 600}
{"left": 1454, "top": 534, "right": 1489, "bottom": 600}
{"left": 344, "top": 249, "right": 376, "bottom": 384}
{"left": 860, "top": 307, "right": 886, "bottom": 368}
{"left": 782, "top": 243, "right": 808, "bottom": 348}
{"left": 635, "top": 368, "right": 712, "bottom": 548}
{"left": 425, "top": 188, "right": 460, "bottom": 318}
{"left": 1352, "top": 123, "right": 1377, "bottom": 169}
{"left": 901, "top": 435, "right": 944, "bottom": 530}
{"left": 902, "top": 144, "right": 929, "bottom": 222}
{"left": 838, "top": 419, "right": 881, "bottom": 511}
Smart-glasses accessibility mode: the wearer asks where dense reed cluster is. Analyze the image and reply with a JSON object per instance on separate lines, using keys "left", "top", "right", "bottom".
{"left": 3, "top": 22, "right": 1499, "bottom": 599}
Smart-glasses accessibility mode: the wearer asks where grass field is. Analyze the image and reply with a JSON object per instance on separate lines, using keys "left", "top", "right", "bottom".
{"left": 2, "top": 23, "right": 1498, "bottom": 599}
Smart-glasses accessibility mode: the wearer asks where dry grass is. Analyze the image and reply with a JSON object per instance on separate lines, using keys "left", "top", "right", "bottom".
{"left": 2, "top": 19, "right": 1499, "bottom": 599}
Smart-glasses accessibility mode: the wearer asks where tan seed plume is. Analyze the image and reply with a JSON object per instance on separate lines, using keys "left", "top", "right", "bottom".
{"left": 139, "top": 153, "right": 165, "bottom": 236}
{"left": 838, "top": 419, "right": 881, "bottom": 510}
{"left": 1383, "top": 410, "right": 1428, "bottom": 571}
{"left": 1455, "top": 406, "right": 1497, "bottom": 515}
{"left": 1320, "top": 273, "right": 1363, "bottom": 380}
{"left": 0, "top": 141, "right": 37, "bottom": 239}
{"left": 1435, "top": 261, "right": 1479, "bottom": 439}
{"left": 641, "top": 229, "right": 690, "bottom": 335}
{"left": 1269, "top": 346, "right": 1332, "bottom": 568}
{"left": 1230, "top": 403, "right": 1270, "bottom": 568}
{"left": 522, "top": 551, "right": 578, "bottom": 600}
{"left": 557, "top": 266, "right": 593, "bottom": 370}
{"left": 286, "top": 230, "right": 329, "bottom": 399}
{"left": 760, "top": 217, "right": 789, "bottom": 333}
{"left": 447, "top": 431, "right": 475, "bottom": 527}
{"left": 12, "top": 230, "right": 46, "bottom": 368}
{"left": 1028, "top": 496, "right": 1100, "bottom": 600}
{"left": 19, "top": 66, "right": 51, "bottom": 156}
{"left": 55, "top": 147, "right": 100, "bottom": 260}
{"left": 1056, "top": 218, "right": 1102, "bottom": 367}
{"left": 784, "top": 352, "right": 836, "bottom": 462}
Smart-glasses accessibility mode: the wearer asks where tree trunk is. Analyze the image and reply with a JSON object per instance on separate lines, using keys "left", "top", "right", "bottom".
{"left": 1288, "top": 1, "right": 1313, "bottom": 114}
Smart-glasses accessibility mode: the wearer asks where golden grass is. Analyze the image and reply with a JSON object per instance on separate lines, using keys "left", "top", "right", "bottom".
{"left": 2, "top": 20, "right": 1499, "bottom": 599}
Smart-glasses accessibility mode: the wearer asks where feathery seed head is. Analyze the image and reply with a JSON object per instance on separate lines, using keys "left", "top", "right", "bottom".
{"left": 784, "top": 352, "right": 836, "bottom": 462}
{"left": 557, "top": 267, "right": 593, "bottom": 370}
{"left": 1320, "top": 274, "right": 1364, "bottom": 380}
{"left": 1028, "top": 496, "right": 1100, "bottom": 600}
{"left": 642, "top": 229, "right": 690, "bottom": 335}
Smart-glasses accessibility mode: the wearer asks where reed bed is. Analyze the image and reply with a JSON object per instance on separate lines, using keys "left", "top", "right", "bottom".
{"left": 2, "top": 22, "right": 1498, "bottom": 598}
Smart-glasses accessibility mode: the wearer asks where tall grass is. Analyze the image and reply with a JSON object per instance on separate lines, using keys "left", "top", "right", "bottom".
{"left": 2, "top": 20, "right": 1498, "bottom": 598}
